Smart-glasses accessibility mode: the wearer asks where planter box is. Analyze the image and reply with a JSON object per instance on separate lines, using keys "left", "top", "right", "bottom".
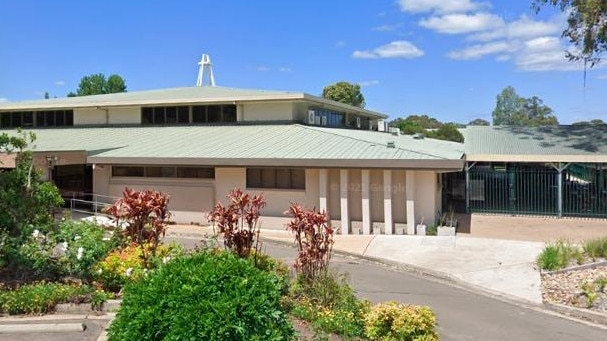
{"left": 437, "top": 226, "right": 456, "bottom": 236}
{"left": 416, "top": 224, "right": 426, "bottom": 236}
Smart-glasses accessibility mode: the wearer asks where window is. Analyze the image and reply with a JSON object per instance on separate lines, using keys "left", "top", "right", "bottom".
{"left": 112, "top": 166, "right": 214, "bottom": 179}
{"left": 177, "top": 167, "right": 215, "bottom": 179}
{"left": 0, "top": 110, "right": 74, "bottom": 128}
{"left": 112, "top": 166, "right": 144, "bottom": 177}
{"left": 246, "top": 168, "right": 305, "bottom": 190}
{"left": 142, "top": 105, "right": 236, "bottom": 125}
{"left": 146, "top": 166, "right": 176, "bottom": 178}
{"left": 308, "top": 108, "right": 345, "bottom": 128}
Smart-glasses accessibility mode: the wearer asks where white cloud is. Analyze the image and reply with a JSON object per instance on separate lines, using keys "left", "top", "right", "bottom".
{"left": 0, "top": 97, "right": 7, "bottom": 102}
{"left": 468, "top": 15, "right": 561, "bottom": 42}
{"left": 419, "top": 12, "right": 504, "bottom": 34}
{"left": 353, "top": 40, "right": 424, "bottom": 59}
{"left": 359, "top": 80, "right": 380, "bottom": 87}
{"left": 515, "top": 36, "right": 583, "bottom": 71}
{"left": 372, "top": 23, "right": 403, "bottom": 32}
{"left": 448, "top": 41, "right": 515, "bottom": 60}
{"left": 256, "top": 66, "right": 271, "bottom": 72}
{"left": 257, "top": 66, "right": 292, "bottom": 73}
{"left": 495, "top": 54, "right": 511, "bottom": 61}
{"left": 398, "top": 0, "right": 483, "bottom": 14}
{"left": 55, "top": 80, "right": 65, "bottom": 86}
{"left": 335, "top": 40, "right": 346, "bottom": 48}
{"left": 278, "top": 66, "right": 292, "bottom": 73}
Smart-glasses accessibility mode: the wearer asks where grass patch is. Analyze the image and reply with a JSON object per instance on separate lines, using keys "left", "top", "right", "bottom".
{"left": 582, "top": 237, "right": 607, "bottom": 261}
{"left": 537, "top": 240, "right": 583, "bottom": 271}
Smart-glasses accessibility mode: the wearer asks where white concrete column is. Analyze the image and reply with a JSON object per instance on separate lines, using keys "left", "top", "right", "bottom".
{"left": 361, "top": 170, "right": 371, "bottom": 235}
{"left": 383, "top": 170, "right": 393, "bottom": 235}
{"left": 319, "top": 169, "right": 329, "bottom": 214}
{"left": 406, "top": 171, "right": 416, "bottom": 235}
{"left": 340, "top": 169, "right": 349, "bottom": 235}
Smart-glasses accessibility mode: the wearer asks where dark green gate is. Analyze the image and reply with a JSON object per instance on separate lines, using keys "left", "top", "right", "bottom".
{"left": 442, "top": 162, "right": 607, "bottom": 218}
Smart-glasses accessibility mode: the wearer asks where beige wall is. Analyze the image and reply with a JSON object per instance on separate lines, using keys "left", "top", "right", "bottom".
{"left": 89, "top": 164, "right": 442, "bottom": 229}
{"left": 328, "top": 169, "right": 341, "bottom": 220}
{"left": 214, "top": 167, "right": 246, "bottom": 205}
{"left": 392, "top": 170, "right": 407, "bottom": 224}
{"left": 414, "top": 171, "right": 439, "bottom": 226}
{"left": 74, "top": 107, "right": 140, "bottom": 125}
{"left": 34, "top": 151, "right": 87, "bottom": 180}
{"left": 241, "top": 102, "right": 293, "bottom": 121}
{"left": 292, "top": 102, "right": 310, "bottom": 122}
{"left": 370, "top": 170, "right": 384, "bottom": 222}
{"left": 92, "top": 165, "right": 214, "bottom": 224}
{"left": 108, "top": 107, "right": 140, "bottom": 124}
{"left": 74, "top": 108, "right": 106, "bottom": 125}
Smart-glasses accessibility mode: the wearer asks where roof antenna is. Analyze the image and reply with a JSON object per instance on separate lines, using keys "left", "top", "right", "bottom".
{"left": 196, "top": 53, "right": 216, "bottom": 87}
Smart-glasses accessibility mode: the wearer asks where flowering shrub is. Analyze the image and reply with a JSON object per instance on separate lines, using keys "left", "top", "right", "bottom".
{"left": 284, "top": 203, "right": 333, "bottom": 280}
{"left": 105, "top": 188, "right": 171, "bottom": 266}
{"left": 94, "top": 242, "right": 183, "bottom": 292}
{"left": 0, "top": 282, "right": 97, "bottom": 315}
{"left": 207, "top": 188, "right": 266, "bottom": 257}
{"left": 364, "top": 301, "right": 438, "bottom": 341}
{"left": 54, "top": 220, "right": 120, "bottom": 280}
{"left": 12, "top": 220, "right": 117, "bottom": 281}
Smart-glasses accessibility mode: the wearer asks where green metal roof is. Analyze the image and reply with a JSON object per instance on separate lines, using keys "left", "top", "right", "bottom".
{"left": 462, "top": 125, "right": 607, "bottom": 161}
{"left": 2, "top": 124, "right": 464, "bottom": 170}
{"left": 0, "top": 86, "right": 386, "bottom": 119}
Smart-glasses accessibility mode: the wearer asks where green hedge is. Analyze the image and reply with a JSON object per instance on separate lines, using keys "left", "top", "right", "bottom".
{"left": 108, "top": 251, "right": 295, "bottom": 341}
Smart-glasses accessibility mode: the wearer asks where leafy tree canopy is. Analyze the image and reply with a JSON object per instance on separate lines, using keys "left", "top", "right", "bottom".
{"left": 72, "top": 73, "right": 127, "bottom": 96}
{"left": 322, "top": 81, "right": 365, "bottom": 108}
{"left": 389, "top": 115, "right": 464, "bottom": 142}
{"left": 468, "top": 118, "right": 490, "bottom": 126}
{"left": 534, "top": 0, "right": 607, "bottom": 66}
{"left": 492, "top": 86, "right": 559, "bottom": 126}
{"left": 426, "top": 123, "right": 465, "bottom": 143}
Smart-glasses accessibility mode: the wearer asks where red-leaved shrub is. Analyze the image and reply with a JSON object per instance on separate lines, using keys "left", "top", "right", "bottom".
{"left": 285, "top": 203, "right": 334, "bottom": 279}
{"left": 207, "top": 188, "right": 266, "bottom": 257}
{"left": 105, "top": 188, "right": 171, "bottom": 266}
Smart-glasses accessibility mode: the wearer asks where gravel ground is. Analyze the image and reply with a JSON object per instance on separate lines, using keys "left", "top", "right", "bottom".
{"left": 541, "top": 264, "right": 607, "bottom": 313}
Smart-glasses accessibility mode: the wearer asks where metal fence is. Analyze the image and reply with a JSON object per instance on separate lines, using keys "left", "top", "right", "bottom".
{"left": 443, "top": 163, "right": 607, "bottom": 218}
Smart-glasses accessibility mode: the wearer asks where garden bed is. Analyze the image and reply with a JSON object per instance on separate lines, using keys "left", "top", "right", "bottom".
{"left": 538, "top": 238, "right": 607, "bottom": 314}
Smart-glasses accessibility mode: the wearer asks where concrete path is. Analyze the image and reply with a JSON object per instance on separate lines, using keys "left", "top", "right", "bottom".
{"left": 168, "top": 225, "right": 546, "bottom": 303}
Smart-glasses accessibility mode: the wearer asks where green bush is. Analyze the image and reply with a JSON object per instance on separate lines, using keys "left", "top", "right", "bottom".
{"left": 108, "top": 251, "right": 294, "bottom": 341}
{"left": 582, "top": 237, "right": 607, "bottom": 260}
{"left": 288, "top": 270, "right": 369, "bottom": 338}
{"left": 0, "top": 282, "right": 95, "bottom": 315}
{"left": 537, "top": 240, "right": 582, "bottom": 271}
{"left": 364, "top": 301, "right": 438, "bottom": 341}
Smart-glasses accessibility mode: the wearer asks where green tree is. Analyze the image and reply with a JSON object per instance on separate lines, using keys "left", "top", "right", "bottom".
{"left": 322, "top": 81, "right": 365, "bottom": 108}
{"left": 426, "top": 123, "right": 465, "bottom": 143}
{"left": 44, "top": 92, "right": 49, "bottom": 99}
{"left": 0, "top": 131, "right": 63, "bottom": 269}
{"left": 106, "top": 74, "right": 127, "bottom": 94}
{"left": 521, "top": 96, "right": 559, "bottom": 126}
{"left": 492, "top": 86, "right": 524, "bottom": 125}
{"left": 492, "top": 86, "right": 558, "bottom": 126}
{"left": 73, "top": 73, "right": 127, "bottom": 96}
{"left": 533, "top": 0, "right": 607, "bottom": 66}
{"left": 468, "top": 118, "right": 490, "bottom": 126}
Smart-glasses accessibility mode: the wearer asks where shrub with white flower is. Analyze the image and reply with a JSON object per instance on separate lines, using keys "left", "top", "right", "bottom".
{"left": 76, "top": 247, "right": 84, "bottom": 260}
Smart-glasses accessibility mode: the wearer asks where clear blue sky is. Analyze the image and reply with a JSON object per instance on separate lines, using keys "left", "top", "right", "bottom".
{"left": 1, "top": 0, "right": 606, "bottom": 124}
